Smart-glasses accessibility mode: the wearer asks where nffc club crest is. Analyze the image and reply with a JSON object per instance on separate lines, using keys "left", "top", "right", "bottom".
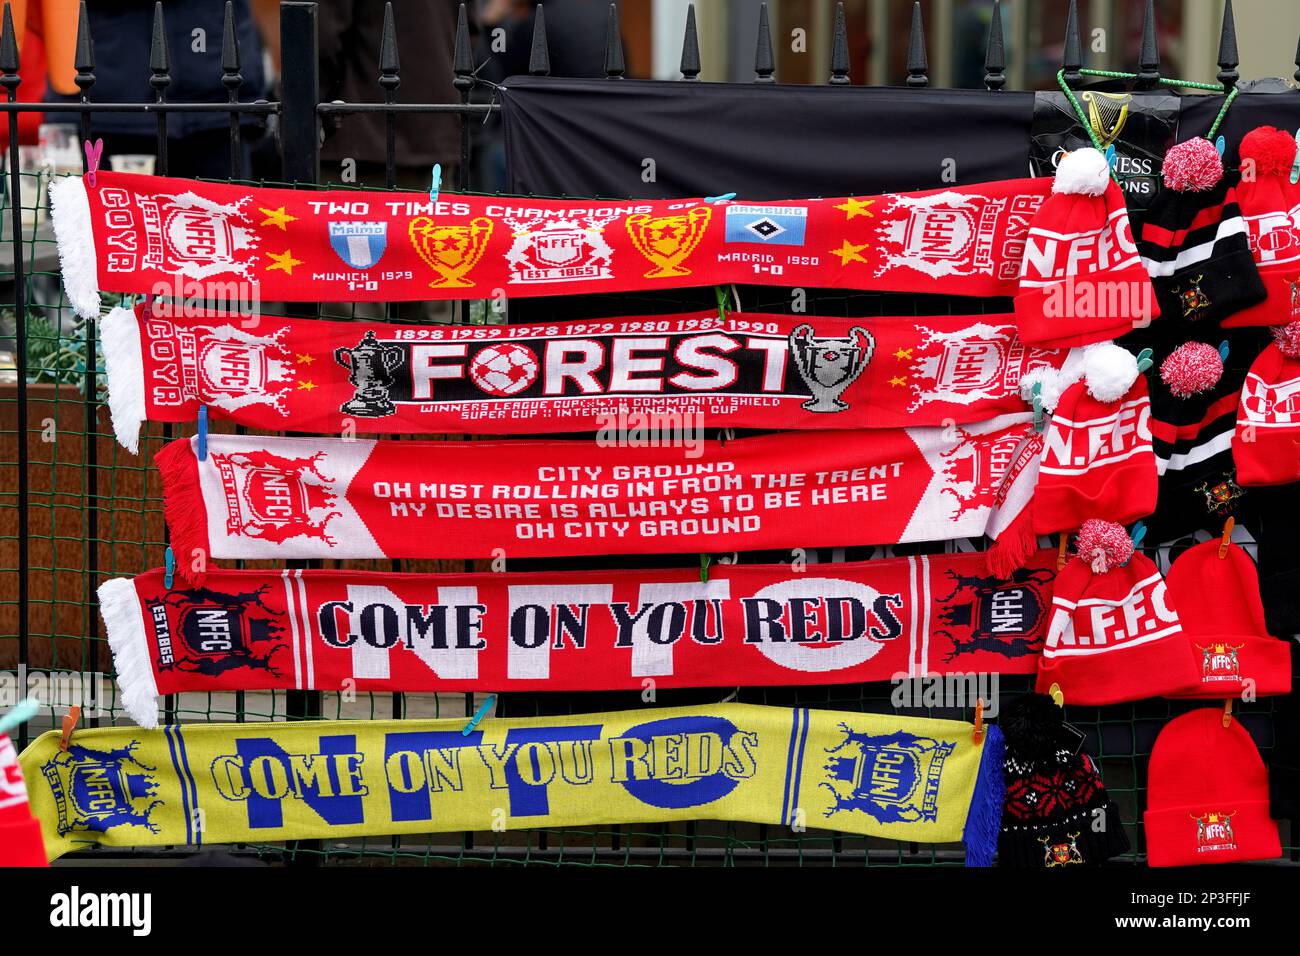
{"left": 1197, "top": 642, "right": 1243, "bottom": 684}
{"left": 505, "top": 214, "right": 615, "bottom": 284}
{"left": 214, "top": 450, "right": 341, "bottom": 546}
{"left": 941, "top": 422, "right": 1038, "bottom": 518}
{"left": 1193, "top": 810, "right": 1237, "bottom": 854}
{"left": 41, "top": 741, "right": 162, "bottom": 837}
{"left": 820, "top": 724, "right": 953, "bottom": 824}
{"left": 876, "top": 191, "right": 992, "bottom": 279}
{"left": 788, "top": 324, "right": 874, "bottom": 413}
{"left": 137, "top": 190, "right": 258, "bottom": 281}
{"left": 935, "top": 565, "right": 1051, "bottom": 662}
{"left": 181, "top": 323, "right": 294, "bottom": 416}
{"left": 908, "top": 323, "right": 1052, "bottom": 412}
{"left": 149, "top": 585, "right": 289, "bottom": 677}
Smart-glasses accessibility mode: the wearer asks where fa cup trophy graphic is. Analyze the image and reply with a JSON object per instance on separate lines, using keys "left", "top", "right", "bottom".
{"left": 408, "top": 215, "right": 493, "bottom": 289}
{"left": 788, "top": 324, "right": 874, "bottom": 413}
{"left": 625, "top": 206, "right": 712, "bottom": 278}
{"left": 335, "top": 330, "right": 403, "bottom": 417}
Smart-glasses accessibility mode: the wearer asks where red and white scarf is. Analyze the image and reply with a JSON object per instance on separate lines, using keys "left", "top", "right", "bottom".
{"left": 50, "top": 172, "right": 1049, "bottom": 318}
{"left": 102, "top": 302, "right": 1064, "bottom": 450}
{"left": 100, "top": 549, "right": 1058, "bottom": 728}
{"left": 156, "top": 422, "right": 1041, "bottom": 583}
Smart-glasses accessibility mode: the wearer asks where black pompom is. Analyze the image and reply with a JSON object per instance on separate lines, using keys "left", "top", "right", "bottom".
{"left": 999, "top": 693, "right": 1064, "bottom": 762}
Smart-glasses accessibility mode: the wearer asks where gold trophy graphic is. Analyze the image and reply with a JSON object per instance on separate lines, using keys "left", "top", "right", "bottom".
{"left": 625, "top": 206, "right": 712, "bottom": 279}
{"left": 408, "top": 215, "right": 493, "bottom": 289}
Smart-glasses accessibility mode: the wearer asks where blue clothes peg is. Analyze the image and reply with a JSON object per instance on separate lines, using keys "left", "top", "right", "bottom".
{"left": 1218, "top": 340, "right": 1230, "bottom": 362}
{"left": 462, "top": 694, "right": 497, "bottom": 736}
{"left": 430, "top": 163, "right": 442, "bottom": 203}
{"left": 1031, "top": 382, "right": 1045, "bottom": 432}
{"left": 1215, "top": 135, "right": 1226, "bottom": 157}
{"left": 164, "top": 546, "right": 176, "bottom": 589}
{"left": 1135, "top": 348, "right": 1154, "bottom": 373}
{"left": 0, "top": 698, "right": 40, "bottom": 736}
{"left": 1291, "top": 130, "right": 1300, "bottom": 185}
{"left": 704, "top": 192, "right": 736, "bottom": 204}
{"left": 197, "top": 405, "right": 209, "bottom": 461}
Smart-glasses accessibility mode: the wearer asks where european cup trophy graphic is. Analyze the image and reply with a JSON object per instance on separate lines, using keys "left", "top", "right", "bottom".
{"left": 335, "top": 330, "right": 403, "bottom": 417}
{"left": 625, "top": 206, "right": 712, "bottom": 278}
{"left": 408, "top": 215, "right": 493, "bottom": 289}
{"left": 788, "top": 324, "right": 875, "bottom": 413}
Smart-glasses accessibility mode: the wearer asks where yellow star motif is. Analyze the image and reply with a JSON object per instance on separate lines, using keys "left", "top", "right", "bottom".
{"left": 266, "top": 249, "right": 303, "bottom": 275}
{"left": 830, "top": 239, "right": 869, "bottom": 267}
{"left": 888, "top": 375, "right": 908, "bottom": 387}
{"left": 297, "top": 380, "right": 317, "bottom": 391}
{"left": 893, "top": 347, "right": 913, "bottom": 360}
{"left": 295, "top": 353, "right": 316, "bottom": 365}
{"left": 835, "top": 198, "right": 875, "bottom": 220}
{"left": 259, "top": 206, "right": 298, "bottom": 231}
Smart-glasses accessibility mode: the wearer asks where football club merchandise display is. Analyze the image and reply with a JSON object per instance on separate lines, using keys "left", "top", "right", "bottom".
{"left": 100, "top": 303, "right": 1066, "bottom": 450}
{"left": 1222, "top": 126, "right": 1300, "bottom": 329}
{"left": 1034, "top": 521, "right": 1200, "bottom": 705}
{"left": 49, "top": 171, "right": 1052, "bottom": 320}
{"left": 1143, "top": 708, "right": 1282, "bottom": 867}
{"left": 997, "top": 693, "right": 1129, "bottom": 867}
{"left": 1014, "top": 148, "right": 1156, "bottom": 349}
{"left": 18, "top": 705, "right": 1006, "bottom": 865}
{"left": 1164, "top": 539, "right": 1293, "bottom": 699}
{"left": 154, "top": 422, "right": 1043, "bottom": 581}
{"left": 1136, "top": 137, "right": 1266, "bottom": 326}
{"left": 99, "top": 549, "right": 1059, "bottom": 728}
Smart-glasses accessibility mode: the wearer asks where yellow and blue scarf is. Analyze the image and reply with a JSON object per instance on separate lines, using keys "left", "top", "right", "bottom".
{"left": 21, "top": 704, "right": 1004, "bottom": 865}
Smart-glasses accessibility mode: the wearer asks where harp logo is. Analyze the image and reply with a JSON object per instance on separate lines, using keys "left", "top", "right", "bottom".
{"left": 1080, "top": 90, "right": 1132, "bottom": 148}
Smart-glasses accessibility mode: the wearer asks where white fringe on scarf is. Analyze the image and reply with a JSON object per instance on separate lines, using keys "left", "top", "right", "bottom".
{"left": 48, "top": 175, "right": 102, "bottom": 320}
{"left": 97, "top": 577, "right": 160, "bottom": 728}
{"left": 99, "top": 306, "right": 146, "bottom": 454}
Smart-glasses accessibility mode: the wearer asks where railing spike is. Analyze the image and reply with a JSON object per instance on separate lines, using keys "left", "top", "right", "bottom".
{"left": 1062, "top": 0, "right": 1083, "bottom": 87}
{"left": 1216, "top": 0, "right": 1238, "bottom": 92}
{"left": 983, "top": 0, "right": 1005, "bottom": 91}
{"left": 906, "top": 2, "right": 928, "bottom": 88}
{"left": 453, "top": 3, "right": 473, "bottom": 86}
{"left": 0, "top": 3, "right": 17, "bottom": 77}
{"left": 221, "top": 1, "right": 241, "bottom": 78}
{"left": 379, "top": 2, "right": 400, "bottom": 90}
{"left": 680, "top": 4, "right": 701, "bottom": 80}
{"left": 149, "top": 1, "right": 170, "bottom": 76}
{"left": 1136, "top": 0, "right": 1160, "bottom": 88}
{"left": 75, "top": 0, "right": 94, "bottom": 77}
{"left": 829, "top": 1, "right": 850, "bottom": 85}
{"left": 755, "top": 2, "right": 775, "bottom": 82}
{"left": 528, "top": 4, "right": 551, "bottom": 76}
{"left": 604, "top": 3, "right": 625, "bottom": 78}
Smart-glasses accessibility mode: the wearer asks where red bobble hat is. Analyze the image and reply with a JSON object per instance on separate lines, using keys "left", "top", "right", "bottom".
{"left": 1222, "top": 126, "right": 1300, "bottom": 328}
{"left": 1035, "top": 522, "right": 1200, "bottom": 705}
{"left": 1164, "top": 539, "right": 1293, "bottom": 699}
{"left": 1016, "top": 148, "right": 1157, "bottom": 349}
{"left": 1143, "top": 708, "right": 1281, "bottom": 867}
{"left": 1023, "top": 343, "right": 1157, "bottom": 534}
{"left": 1232, "top": 334, "right": 1300, "bottom": 486}
{"left": 0, "top": 732, "right": 48, "bottom": 866}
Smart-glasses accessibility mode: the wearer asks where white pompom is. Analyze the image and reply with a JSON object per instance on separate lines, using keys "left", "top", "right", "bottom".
{"left": 1021, "top": 349, "right": 1087, "bottom": 413}
{"left": 1081, "top": 341, "right": 1139, "bottom": 402}
{"left": 1053, "top": 148, "right": 1111, "bottom": 197}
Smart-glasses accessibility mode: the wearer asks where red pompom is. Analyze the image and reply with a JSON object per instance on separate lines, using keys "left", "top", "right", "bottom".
{"left": 1075, "top": 519, "right": 1133, "bottom": 573}
{"left": 1162, "top": 138, "right": 1222, "bottom": 191}
{"left": 1159, "top": 342, "right": 1224, "bottom": 397}
{"left": 1272, "top": 321, "right": 1300, "bottom": 359}
{"left": 1239, "top": 126, "right": 1298, "bottom": 177}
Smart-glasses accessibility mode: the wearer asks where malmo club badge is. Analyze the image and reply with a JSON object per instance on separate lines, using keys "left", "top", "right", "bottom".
{"left": 41, "top": 742, "right": 163, "bottom": 837}
{"left": 821, "top": 725, "right": 953, "bottom": 823}
{"left": 1193, "top": 810, "right": 1238, "bottom": 854}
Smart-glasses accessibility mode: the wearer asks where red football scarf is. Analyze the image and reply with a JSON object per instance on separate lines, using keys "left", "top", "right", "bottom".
{"left": 100, "top": 550, "right": 1058, "bottom": 728}
{"left": 103, "top": 302, "right": 1064, "bottom": 449}
{"left": 50, "top": 172, "right": 1049, "bottom": 318}
{"left": 157, "top": 421, "right": 1041, "bottom": 583}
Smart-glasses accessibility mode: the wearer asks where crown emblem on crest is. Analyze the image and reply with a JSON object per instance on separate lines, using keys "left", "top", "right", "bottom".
{"left": 1193, "top": 810, "right": 1238, "bottom": 852}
